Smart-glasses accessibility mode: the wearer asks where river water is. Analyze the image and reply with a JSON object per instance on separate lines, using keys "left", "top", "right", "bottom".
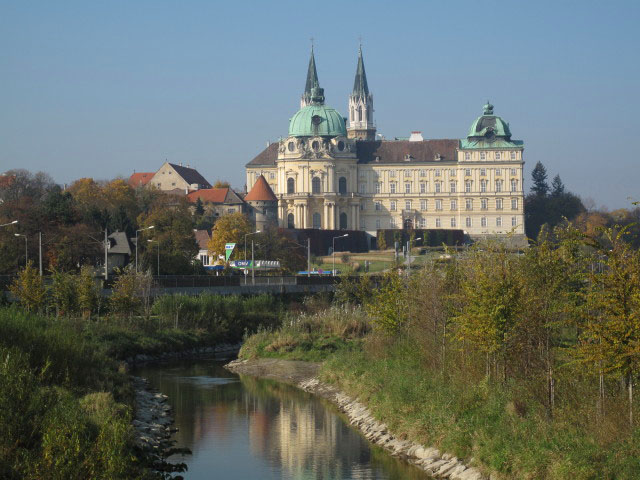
{"left": 136, "top": 359, "right": 430, "bottom": 480}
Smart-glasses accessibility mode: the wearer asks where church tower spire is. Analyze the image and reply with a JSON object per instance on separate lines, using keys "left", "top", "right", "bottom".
{"left": 301, "top": 45, "right": 320, "bottom": 108}
{"left": 347, "top": 45, "right": 376, "bottom": 141}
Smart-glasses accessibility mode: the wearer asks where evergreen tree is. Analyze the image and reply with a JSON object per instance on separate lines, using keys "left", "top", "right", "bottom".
{"left": 531, "top": 161, "right": 550, "bottom": 196}
{"left": 551, "top": 174, "right": 565, "bottom": 196}
{"left": 194, "top": 197, "right": 205, "bottom": 216}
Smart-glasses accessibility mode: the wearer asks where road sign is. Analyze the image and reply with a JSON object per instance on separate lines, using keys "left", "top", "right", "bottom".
{"left": 225, "top": 243, "right": 236, "bottom": 261}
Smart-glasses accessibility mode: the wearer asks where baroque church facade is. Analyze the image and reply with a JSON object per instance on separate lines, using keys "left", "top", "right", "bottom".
{"left": 246, "top": 48, "right": 526, "bottom": 245}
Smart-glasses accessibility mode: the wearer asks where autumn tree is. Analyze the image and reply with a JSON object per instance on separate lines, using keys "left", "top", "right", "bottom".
{"left": 208, "top": 212, "right": 253, "bottom": 262}
{"left": 573, "top": 226, "right": 640, "bottom": 426}
{"left": 454, "top": 244, "right": 523, "bottom": 381}
{"left": 213, "top": 180, "right": 230, "bottom": 188}
{"left": 365, "top": 270, "right": 408, "bottom": 335}
{"left": 9, "top": 262, "right": 46, "bottom": 312}
{"left": 138, "top": 199, "right": 198, "bottom": 274}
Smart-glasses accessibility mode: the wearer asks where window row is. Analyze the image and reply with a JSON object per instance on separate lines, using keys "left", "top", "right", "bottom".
{"left": 372, "top": 216, "right": 520, "bottom": 229}
{"left": 371, "top": 198, "right": 519, "bottom": 212}
{"left": 364, "top": 179, "right": 519, "bottom": 194}
{"left": 463, "top": 151, "right": 519, "bottom": 161}
{"left": 374, "top": 167, "right": 519, "bottom": 179}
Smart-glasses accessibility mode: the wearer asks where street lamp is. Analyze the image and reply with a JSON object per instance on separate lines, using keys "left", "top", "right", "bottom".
{"left": 148, "top": 239, "right": 160, "bottom": 276}
{"left": 407, "top": 237, "right": 422, "bottom": 272}
{"left": 135, "top": 226, "right": 154, "bottom": 272}
{"left": 14, "top": 233, "right": 27, "bottom": 266}
{"left": 332, "top": 234, "right": 349, "bottom": 277}
{"left": 0, "top": 220, "right": 18, "bottom": 228}
{"left": 244, "top": 230, "right": 260, "bottom": 285}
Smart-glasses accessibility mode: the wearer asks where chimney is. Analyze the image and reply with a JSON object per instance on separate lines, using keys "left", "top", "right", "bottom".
{"left": 409, "top": 131, "right": 424, "bottom": 142}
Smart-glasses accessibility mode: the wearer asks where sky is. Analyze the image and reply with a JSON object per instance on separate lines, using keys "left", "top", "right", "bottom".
{"left": 1, "top": 0, "right": 639, "bottom": 209}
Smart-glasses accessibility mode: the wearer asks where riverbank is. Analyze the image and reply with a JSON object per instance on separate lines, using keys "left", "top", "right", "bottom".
{"left": 226, "top": 358, "right": 486, "bottom": 480}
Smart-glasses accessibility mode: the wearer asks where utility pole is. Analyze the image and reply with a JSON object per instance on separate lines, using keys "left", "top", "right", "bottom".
{"left": 39, "top": 231, "right": 42, "bottom": 276}
{"left": 104, "top": 229, "right": 108, "bottom": 281}
{"left": 251, "top": 239, "right": 255, "bottom": 286}
{"left": 307, "top": 237, "right": 311, "bottom": 278}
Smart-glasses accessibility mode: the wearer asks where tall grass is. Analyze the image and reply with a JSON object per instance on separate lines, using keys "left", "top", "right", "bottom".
{"left": 0, "top": 306, "right": 142, "bottom": 479}
{"left": 151, "top": 293, "right": 282, "bottom": 340}
{"left": 240, "top": 304, "right": 370, "bottom": 362}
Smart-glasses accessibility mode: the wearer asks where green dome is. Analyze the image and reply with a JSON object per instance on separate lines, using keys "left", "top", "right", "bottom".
{"left": 289, "top": 103, "right": 347, "bottom": 138}
{"left": 467, "top": 102, "right": 512, "bottom": 140}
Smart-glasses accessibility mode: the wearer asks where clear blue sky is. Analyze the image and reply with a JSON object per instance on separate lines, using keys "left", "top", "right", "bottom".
{"left": 1, "top": 0, "right": 638, "bottom": 208}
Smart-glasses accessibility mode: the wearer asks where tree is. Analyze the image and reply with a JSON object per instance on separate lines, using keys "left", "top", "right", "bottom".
{"left": 573, "top": 226, "right": 640, "bottom": 426}
{"left": 213, "top": 180, "right": 230, "bottom": 188}
{"left": 208, "top": 212, "right": 253, "bottom": 261}
{"left": 77, "top": 266, "right": 99, "bottom": 319}
{"left": 454, "top": 244, "right": 523, "bottom": 381}
{"left": 531, "top": 161, "right": 549, "bottom": 196}
{"left": 50, "top": 269, "right": 78, "bottom": 317}
{"left": 366, "top": 270, "right": 408, "bottom": 335}
{"left": 194, "top": 197, "right": 205, "bottom": 216}
{"left": 551, "top": 174, "right": 565, "bottom": 196}
{"left": 9, "top": 262, "right": 46, "bottom": 312}
{"left": 138, "top": 200, "right": 198, "bottom": 274}
{"left": 253, "top": 225, "right": 306, "bottom": 273}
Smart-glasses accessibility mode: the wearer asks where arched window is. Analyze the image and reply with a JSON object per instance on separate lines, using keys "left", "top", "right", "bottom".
{"left": 312, "top": 212, "right": 321, "bottom": 229}
{"left": 351, "top": 107, "right": 355, "bottom": 121}
{"left": 338, "top": 177, "right": 347, "bottom": 194}
{"left": 357, "top": 106, "right": 362, "bottom": 122}
{"left": 287, "top": 177, "right": 295, "bottom": 194}
{"left": 312, "top": 176, "right": 321, "bottom": 194}
{"left": 287, "top": 213, "right": 295, "bottom": 229}
{"left": 339, "top": 212, "right": 348, "bottom": 230}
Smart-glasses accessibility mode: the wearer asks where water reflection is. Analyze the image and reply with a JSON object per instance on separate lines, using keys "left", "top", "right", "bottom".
{"left": 137, "top": 360, "right": 430, "bottom": 480}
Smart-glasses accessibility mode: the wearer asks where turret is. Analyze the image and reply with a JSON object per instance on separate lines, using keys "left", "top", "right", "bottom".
{"left": 301, "top": 46, "right": 320, "bottom": 108}
{"left": 347, "top": 46, "right": 376, "bottom": 141}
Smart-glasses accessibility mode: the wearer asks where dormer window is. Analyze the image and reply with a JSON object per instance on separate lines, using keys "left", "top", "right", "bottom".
{"left": 480, "top": 152, "right": 486, "bottom": 160}
{"left": 288, "top": 142, "right": 295, "bottom": 152}
{"left": 375, "top": 156, "right": 380, "bottom": 162}
{"left": 434, "top": 153, "right": 442, "bottom": 161}
{"left": 495, "top": 152, "right": 501, "bottom": 160}
{"left": 404, "top": 154, "right": 411, "bottom": 162}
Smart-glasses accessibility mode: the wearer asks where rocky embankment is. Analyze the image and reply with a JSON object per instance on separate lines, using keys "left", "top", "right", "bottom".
{"left": 226, "top": 358, "right": 487, "bottom": 480}
{"left": 131, "top": 376, "right": 182, "bottom": 474}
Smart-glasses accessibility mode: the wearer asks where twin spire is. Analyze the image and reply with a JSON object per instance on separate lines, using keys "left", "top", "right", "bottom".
{"left": 300, "top": 45, "right": 371, "bottom": 108}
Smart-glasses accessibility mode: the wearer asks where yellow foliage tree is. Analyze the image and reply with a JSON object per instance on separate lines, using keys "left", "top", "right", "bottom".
{"left": 10, "top": 261, "right": 47, "bottom": 312}
{"left": 208, "top": 212, "right": 252, "bottom": 262}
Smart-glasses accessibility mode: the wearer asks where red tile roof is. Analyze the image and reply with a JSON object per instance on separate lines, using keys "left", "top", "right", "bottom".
{"left": 187, "top": 188, "right": 229, "bottom": 204}
{"left": 245, "top": 175, "right": 277, "bottom": 202}
{"left": 194, "top": 230, "right": 211, "bottom": 250}
{"left": 128, "top": 172, "right": 154, "bottom": 187}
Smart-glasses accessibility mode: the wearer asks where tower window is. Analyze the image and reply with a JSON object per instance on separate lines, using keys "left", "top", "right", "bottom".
{"left": 357, "top": 106, "right": 363, "bottom": 122}
{"left": 287, "top": 177, "right": 295, "bottom": 194}
{"left": 312, "top": 176, "right": 322, "bottom": 194}
{"left": 312, "top": 212, "right": 321, "bottom": 229}
{"left": 338, "top": 177, "right": 347, "bottom": 194}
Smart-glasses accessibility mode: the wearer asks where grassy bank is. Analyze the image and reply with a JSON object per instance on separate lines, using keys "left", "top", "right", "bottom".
{"left": 321, "top": 337, "right": 640, "bottom": 480}
{"left": 240, "top": 303, "right": 368, "bottom": 362}
{"left": 0, "top": 292, "right": 287, "bottom": 479}
{"left": 240, "top": 227, "right": 640, "bottom": 479}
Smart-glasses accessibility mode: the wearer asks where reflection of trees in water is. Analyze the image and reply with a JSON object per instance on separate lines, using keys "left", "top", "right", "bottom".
{"left": 138, "top": 361, "right": 430, "bottom": 480}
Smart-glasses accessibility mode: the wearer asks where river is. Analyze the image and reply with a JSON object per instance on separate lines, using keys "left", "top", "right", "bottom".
{"left": 136, "top": 359, "right": 431, "bottom": 480}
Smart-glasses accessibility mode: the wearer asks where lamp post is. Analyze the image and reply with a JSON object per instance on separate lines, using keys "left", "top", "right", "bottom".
{"left": 148, "top": 239, "right": 160, "bottom": 276}
{"left": 135, "top": 226, "right": 154, "bottom": 272}
{"left": 14, "top": 233, "right": 27, "bottom": 266}
{"left": 244, "top": 230, "right": 260, "bottom": 285}
{"left": 332, "top": 234, "right": 349, "bottom": 277}
{"left": 0, "top": 220, "right": 18, "bottom": 228}
{"left": 407, "top": 237, "right": 422, "bottom": 273}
